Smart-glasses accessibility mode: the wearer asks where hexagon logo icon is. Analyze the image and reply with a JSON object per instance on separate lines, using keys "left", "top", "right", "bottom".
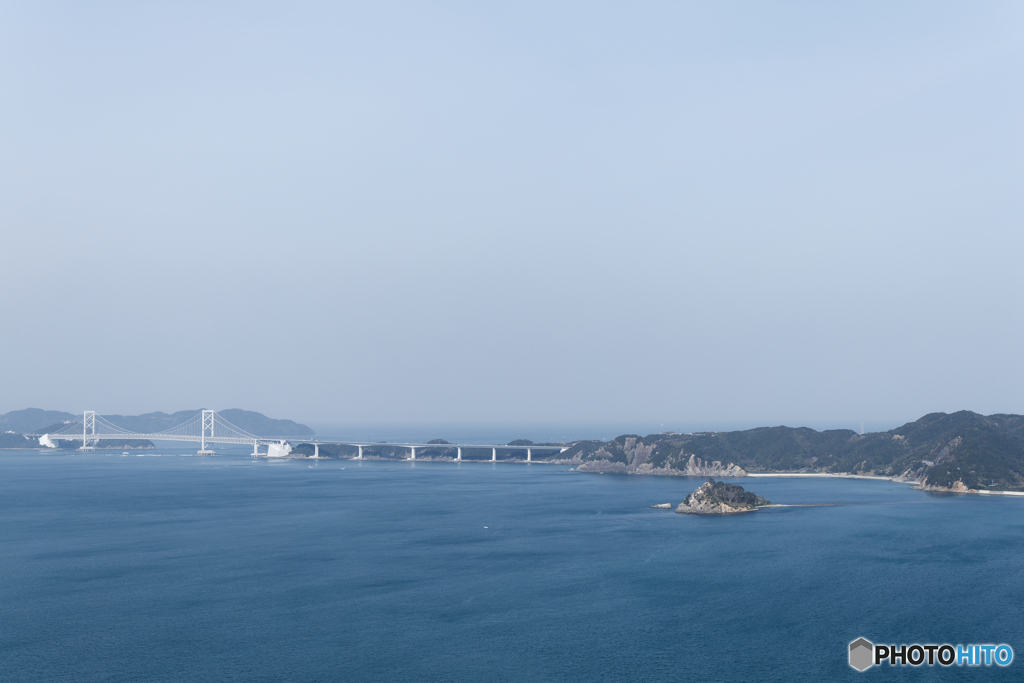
{"left": 849, "top": 638, "right": 874, "bottom": 671}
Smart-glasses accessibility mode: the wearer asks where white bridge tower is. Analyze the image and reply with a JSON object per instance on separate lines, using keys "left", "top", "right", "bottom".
{"left": 198, "top": 409, "right": 216, "bottom": 456}
{"left": 80, "top": 410, "right": 96, "bottom": 450}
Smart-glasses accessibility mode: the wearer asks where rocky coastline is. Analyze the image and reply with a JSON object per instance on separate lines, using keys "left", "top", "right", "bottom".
{"left": 573, "top": 438, "right": 746, "bottom": 477}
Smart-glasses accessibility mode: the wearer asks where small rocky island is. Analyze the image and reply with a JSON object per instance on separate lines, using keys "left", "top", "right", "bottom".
{"left": 675, "top": 479, "right": 770, "bottom": 515}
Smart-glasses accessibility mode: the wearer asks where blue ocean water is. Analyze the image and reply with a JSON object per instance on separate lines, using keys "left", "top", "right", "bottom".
{"left": 2, "top": 448, "right": 1022, "bottom": 682}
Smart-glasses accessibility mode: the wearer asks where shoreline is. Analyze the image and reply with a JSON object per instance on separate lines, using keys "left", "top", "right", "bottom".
{"left": 974, "top": 489, "right": 1024, "bottom": 497}
{"left": 745, "top": 472, "right": 914, "bottom": 483}
{"left": 746, "top": 472, "right": 1024, "bottom": 496}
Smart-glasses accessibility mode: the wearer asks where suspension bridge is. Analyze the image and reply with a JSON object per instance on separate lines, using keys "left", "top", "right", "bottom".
{"left": 40, "top": 411, "right": 568, "bottom": 461}
{"left": 41, "top": 410, "right": 284, "bottom": 456}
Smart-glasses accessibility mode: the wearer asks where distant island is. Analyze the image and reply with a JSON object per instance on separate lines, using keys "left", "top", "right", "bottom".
{"left": 0, "top": 408, "right": 314, "bottom": 438}
{"left": 0, "top": 408, "right": 315, "bottom": 450}
{"left": 675, "top": 479, "right": 770, "bottom": 515}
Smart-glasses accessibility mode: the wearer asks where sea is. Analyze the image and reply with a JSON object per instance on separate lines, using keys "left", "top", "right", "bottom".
{"left": 2, "top": 446, "right": 1022, "bottom": 682}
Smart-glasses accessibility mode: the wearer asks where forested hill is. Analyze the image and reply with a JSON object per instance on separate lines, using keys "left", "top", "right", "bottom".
{"left": 562, "top": 411, "right": 1024, "bottom": 492}
{"left": 0, "top": 409, "right": 76, "bottom": 434}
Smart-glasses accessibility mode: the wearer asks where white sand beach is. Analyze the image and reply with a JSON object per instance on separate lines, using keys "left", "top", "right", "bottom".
{"left": 745, "top": 472, "right": 912, "bottom": 483}
{"left": 746, "top": 472, "right": 1024, "bottom": 496}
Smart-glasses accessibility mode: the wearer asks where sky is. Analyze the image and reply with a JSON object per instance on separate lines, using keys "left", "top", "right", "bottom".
{"left": 1, "top": 1, "right": 1022, "bottom": 437}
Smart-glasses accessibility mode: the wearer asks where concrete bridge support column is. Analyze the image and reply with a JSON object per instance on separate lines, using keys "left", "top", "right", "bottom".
{"left": 252, "top": 442, "right": 259, "bottom": 457}
{"left": 527, "top": 448, "right": 532, "bottom": 462}
{"left": 457, "top": 447, "right": 462, "bottom": 461}
{"left": 410, "top": 446, "right": 416, "bottom": 460}
{"left": 314, "top": 444, "right": 319, "bottom": 458}
{"left": 357, "top": 445, "right": 363, "bottom": 460}
{"left": 492, "top": 447, "right": 497, "bottom": 462}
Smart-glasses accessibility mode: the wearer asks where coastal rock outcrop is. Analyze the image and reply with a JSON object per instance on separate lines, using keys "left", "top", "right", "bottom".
{"left": 681, "top": 454, "right": 746, "bottom": 477}
{"left": 913, "top": 478, "right": 979, "bottom": 493}
{"left": 574, "top": 440, "right": 746, "bottom": 477}
{"left": 675, "top": 479, "right": 770, "bottom": 515}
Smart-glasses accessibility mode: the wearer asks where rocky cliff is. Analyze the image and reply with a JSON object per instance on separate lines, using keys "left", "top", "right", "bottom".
{"left": 573, "top": 436, "right": 746, "bottom": 476}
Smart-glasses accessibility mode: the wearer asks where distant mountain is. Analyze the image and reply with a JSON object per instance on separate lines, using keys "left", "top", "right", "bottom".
{"left": 25, "top": 408, "right": 314, "bottom": 438}
{"left": 0, "top": 409, "right": 76, "bottom": 434}
{"left": 561, "top": 411, "right": 1024, "bottom": 492}
{"left": 215, "top": 409, "right": 314, "bottom": 437}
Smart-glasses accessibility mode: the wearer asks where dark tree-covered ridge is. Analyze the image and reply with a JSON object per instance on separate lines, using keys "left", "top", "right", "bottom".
{"left": 559, "top": 411, "right": 1024, "bottom": 492}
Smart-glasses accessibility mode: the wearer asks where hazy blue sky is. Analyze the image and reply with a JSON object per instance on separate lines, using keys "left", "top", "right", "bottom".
{"left": 2, "top": 1, "right": 1022, "bottom": 435}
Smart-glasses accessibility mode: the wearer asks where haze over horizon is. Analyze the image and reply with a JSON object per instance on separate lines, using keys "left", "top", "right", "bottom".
{"left": 1, "top": 405, "right": 1012, "bottom": 444}
{"left": 3, "top": 2, "right": 1022, "bottom": 433}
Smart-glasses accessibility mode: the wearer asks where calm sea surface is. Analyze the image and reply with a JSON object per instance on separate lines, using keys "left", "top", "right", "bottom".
{"left": 2, "top": 448, "right": 1022, "bottom": 682}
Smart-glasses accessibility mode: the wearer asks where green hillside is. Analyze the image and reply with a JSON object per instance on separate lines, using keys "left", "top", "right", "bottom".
{"left": 561, "top": 411, "right": 1024, "bottom": 492}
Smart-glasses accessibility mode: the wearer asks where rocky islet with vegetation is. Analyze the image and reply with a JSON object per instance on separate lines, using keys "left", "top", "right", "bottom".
{"left": 674, "top": 479, "right": 771, "bottom": 515}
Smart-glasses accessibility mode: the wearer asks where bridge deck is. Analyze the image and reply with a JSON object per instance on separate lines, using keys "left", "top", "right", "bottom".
{"left": 44, "top": 434, "right": 566, "bottom": 449}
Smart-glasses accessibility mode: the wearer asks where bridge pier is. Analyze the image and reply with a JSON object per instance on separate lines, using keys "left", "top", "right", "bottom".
{"left": 527, "top": 448, "right": 532, "bottom": 462}
{"left": 410, "top": 446, "right": 416, "bottom": 460}
{"left": 357, "top": 445, "right": 363, "bottom": 460}
{"left": 457, "top": 447, "right": 462, "bottom": 461}
{"left": 252, "top": 442, "right": 259, "bottom": 457}
{"left": 492, "top": 447, "right": 496, "bottom": 462}
{"left": 313, "top": 443, "right": 319, "bottom": 459}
